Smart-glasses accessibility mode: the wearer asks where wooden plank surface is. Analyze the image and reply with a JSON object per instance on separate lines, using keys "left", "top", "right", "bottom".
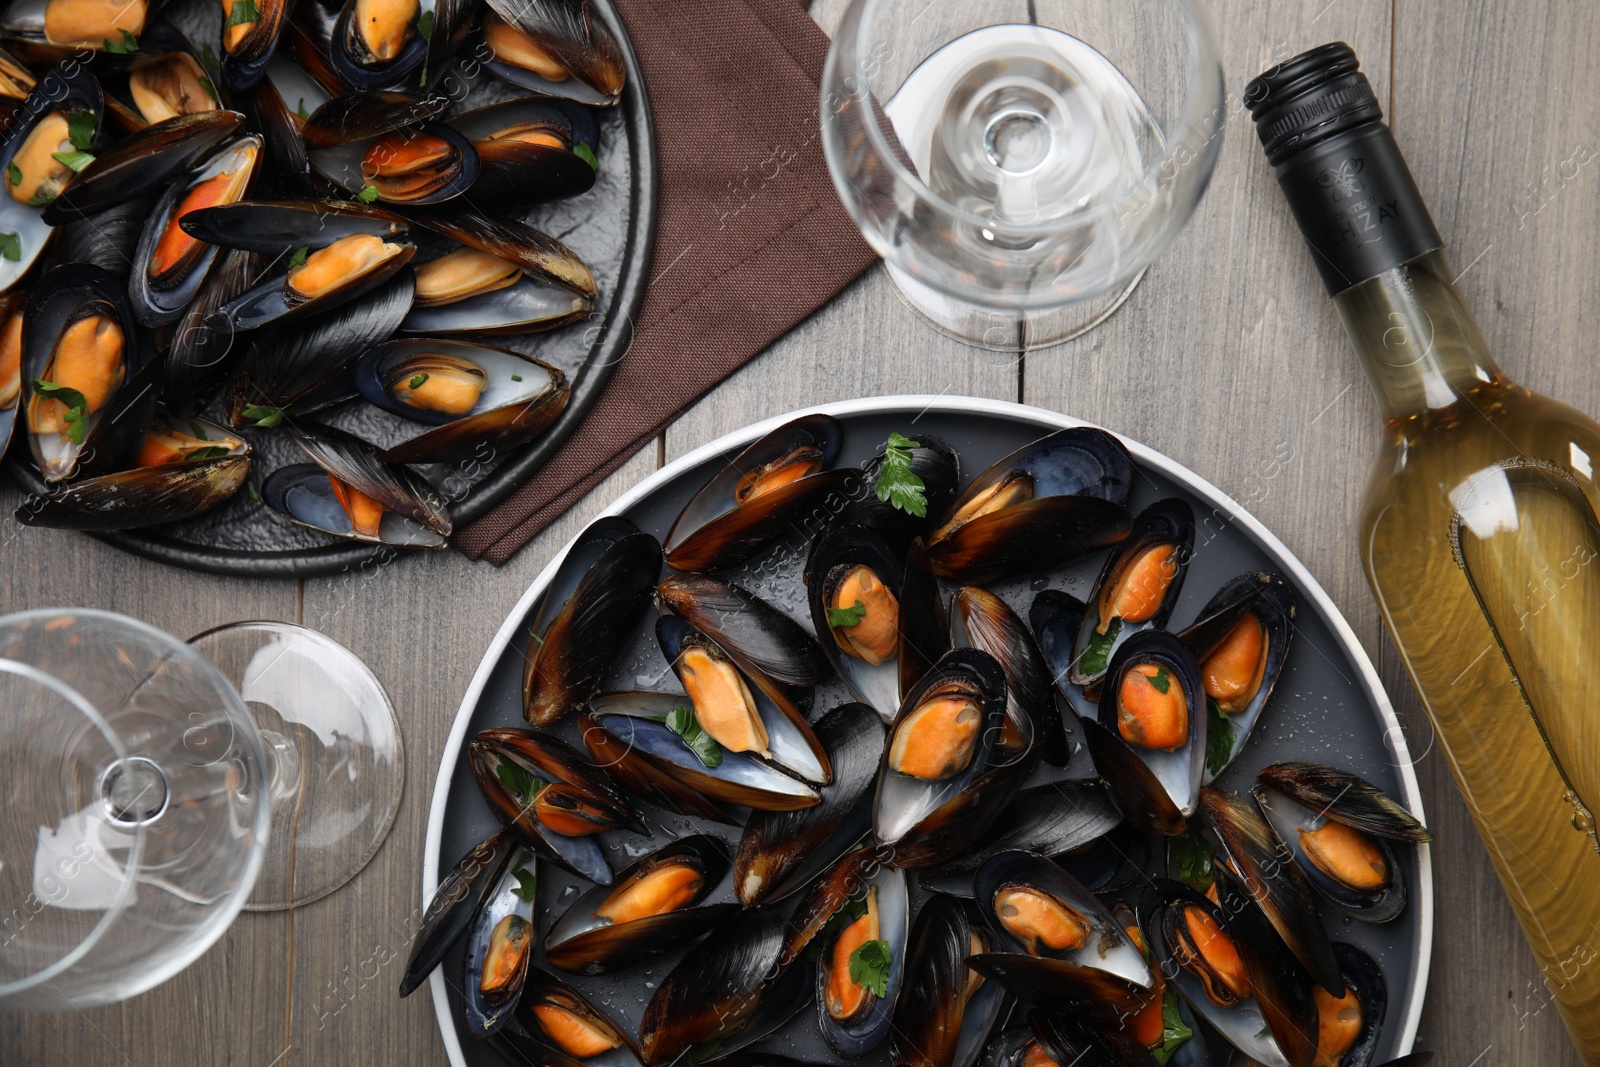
{"left": 1, "top": 0, "right": 1594, "bottom": 1063}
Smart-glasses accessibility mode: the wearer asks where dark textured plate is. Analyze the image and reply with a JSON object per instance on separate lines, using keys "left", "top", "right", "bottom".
{"left": 1, "top": 0, "right": 656, "bottom": 578}
{"left": 422, "top": 398, "right": 1432, "bottom": 1066}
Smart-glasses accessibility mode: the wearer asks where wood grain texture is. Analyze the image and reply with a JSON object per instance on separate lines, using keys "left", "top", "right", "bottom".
{"left": 4, "top": 0, "right": 1598, "bottom": 1064}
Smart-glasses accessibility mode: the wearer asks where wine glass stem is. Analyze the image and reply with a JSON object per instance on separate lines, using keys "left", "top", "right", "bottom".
{"left": 258, "top": 728, "right": 303, "bottom": 803}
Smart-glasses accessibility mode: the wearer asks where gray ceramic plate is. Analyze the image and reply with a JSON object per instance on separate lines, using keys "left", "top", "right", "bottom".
{"left": 423, "top": 396, "right": 1432, "bottom": 1065}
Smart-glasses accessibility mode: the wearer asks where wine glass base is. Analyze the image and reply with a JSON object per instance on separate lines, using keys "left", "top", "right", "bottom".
{"left": 884, "top": 263, "right": 1145, "bottom": 352}
{"left": 189, "top": 622, "right": 404, "bottom": 912}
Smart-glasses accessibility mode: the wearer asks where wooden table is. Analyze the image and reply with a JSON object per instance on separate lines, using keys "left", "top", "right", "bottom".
{"left": 2, "top": 0, "right": 1590, "bottom": 1063}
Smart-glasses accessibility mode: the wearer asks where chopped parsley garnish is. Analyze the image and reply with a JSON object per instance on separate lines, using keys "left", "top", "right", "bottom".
{"left": 102, "top": 29, "right": 139, "bottom": 53}
{"left": 289, "top": 245, "right": 309, "bottom": 268}
{"left": 356, "top": 184, "right": 380, "bottom": 203}
{"left": 1150, "top": 993, "right": 1194, "bottom": 1065}
{"left": 296, "top": 98, "right": 311, "bottom": 121}
{"left": 31, "top": 381, "right": 90, "bottom": 444}
{"left": 241, "top": 403, "right": 288, "bottom": 428}
{"left": 1205, "top": 697, "right": 1237, "bottom": 777}
{"left": 226, "top": 0, "right": 261, "bottom": 27}
{"left": 1145, "top": 666, "right": 1171, "bottom": 694}
{"left": 200, "top": 76, "right": 220, "bottom": 105}
{"left": 574, "top": 142, "right": 598, "bottom": 170}
{"left": 510, "top": 374, "right": 523, "bottom": 382}
{"left": 202, "top": 43, "right": 220, "bottom": 70}
{"left": 247, "top": 481, "right": 261, "bottom": 503}
{"left": 1075, "top": 618, "right": 1121, "bottom": 678}
{"left": 493, "top": 758, "right": 544, "bottom": 807}
{"left": 848, "top": 939, "right": 891, "bottom": 997}
{"left": 827, "top": 599, "right": 867, "bottom": 629}
{"left": 510, "top": 865, "right": 536, "bottom": 901}
{"left": 50, "top": 150, "right": 95, "bottom": 174}
{"left": 408, "top": 373, "right": 430, "bottom": 390}
{"left": 66, "top": 110, "right": 96, "bottom": 151}
{"left": 667, "top": 703, "right": 723, "bottom": 768}
{"left": 1169, "top": 828, "right": 1215, "bottom": 893}
{"left": 874, "top": 432, "right": 926, "bottom": 517}
{"left": 0, "top": 231, "right": 19, "bottom": 261}
{"left": 417, "top": 9, "right": 434, "bottom": 37}
{"left": 6, "top": 162, "right": 18, "bottom": 186}
{"left": 185, "top": 446, "right": 232, "bottom": 462}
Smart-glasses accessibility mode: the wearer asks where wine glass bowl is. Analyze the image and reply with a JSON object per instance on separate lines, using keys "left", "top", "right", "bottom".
{"left": 821, "top": 0, "right": 1226, "bottom": 349}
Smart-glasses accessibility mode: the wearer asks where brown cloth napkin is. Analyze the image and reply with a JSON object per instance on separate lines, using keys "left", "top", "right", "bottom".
{"left": 454, "top": 0, "right": 877, "bottom": 564}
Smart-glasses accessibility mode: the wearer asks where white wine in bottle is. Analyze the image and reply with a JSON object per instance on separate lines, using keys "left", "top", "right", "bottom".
{"left": 1249, "top": 43, "right": 1600, "bottom": 1062}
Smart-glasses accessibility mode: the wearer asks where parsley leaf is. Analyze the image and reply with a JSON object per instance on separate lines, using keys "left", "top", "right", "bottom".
{"left": 510, "top": 374, "right": 523, "bottom": 382}
{"left": 1169, "top": 828, "right": 1214, "bottom": 893}
{"left": 31, "top": 380, "right": 90, "bottom": 444}
{"left": 510, "top": 866, "right": 536, "bottom": 901}
{"left": 1075, "top": 618, "right": 1121, "bottom": 678}
{"left": 666, "top": 703, "right": 723, "bottom": 768}
{"left": 874, "top": 431, "right": 927, "bottom": 517}
{"left": 202, "top": 43, "right": 220, "bottom": 70}
{"left": 296, "top": 98, "right": 310, "bottom": 121}
{"left": 573, "top": 141, "right": 598, "bottom": 170}
{"left": 200, "top": 75, "right": 220, "bottom": 105}
{"left": 26, "top": 190, "right": 56, "bottom": 208}
{"left": 102, "top": 28, "right": 139, "bottom": 53}
{"left": 1149, "top": 993, "right": 1195, "bottom": 1066}
{"left": 0, "top": 231, "right": 19, "bottom": 261}
{"left": 289, "top": 245, "right": 309, "bottom": 268}
{"left": 1146, "top": 666, "right": 1171, "bottom": 694}
{"left": 356, "top": 184, "right": 380, "bottom": 203}
{"left": 66, "top": 110, "right": 96, "bottom": 151}
{"left": 247, "top": 480, "right": 261, "bottom": 503}
{"left": 848, "top": 939, "right": 891, "bottom": 997}
{"left": 5, "top": 161, "right": 18, "bottom": 186}
{"left": 226, "top": 0, "right": 261, "bottom": 26}
{"left": 416, "top": 9, "right": 434, "bottom": 37}
{"left": 408, "top": 372, "right": 430, "bottom": 390}
{"left": 50, "top": 150, "right": 95, "bottom": 174}
{"left": 184, "top": 446, "right": 232, "bottom": 462}
{"left": 493, "top": 758, "right": 544, "bottom": 807}
{"left": 241, "top": 403, "right": 288, "bottom": 428}
{"left": 1205, "top": 697, "right": 1237, "bottom": 777}
{"left": 827, "top": 599, "right": 866, "bottom": 629}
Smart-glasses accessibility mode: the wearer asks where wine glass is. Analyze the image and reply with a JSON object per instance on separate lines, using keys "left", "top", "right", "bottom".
{"left": 821, "top": 0, "right": 1226, "bottom": 350}
{"left": 0, "top": 610, "right": 404, "bottom": 1011}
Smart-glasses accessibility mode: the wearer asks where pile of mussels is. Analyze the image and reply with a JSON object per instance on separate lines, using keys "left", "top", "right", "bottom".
{"left": 406, "top": 416, "right": 1435, "bottom": 1067}
{"left": 0, "top": 0, "right": 619, "bottom": 542}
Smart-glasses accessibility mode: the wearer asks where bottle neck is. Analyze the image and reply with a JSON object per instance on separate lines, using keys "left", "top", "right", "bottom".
{"left": 1331, "top": 249, "right": 1506, "bottom": 421}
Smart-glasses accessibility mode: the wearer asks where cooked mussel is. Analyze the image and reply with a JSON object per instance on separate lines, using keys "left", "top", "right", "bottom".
{"left": 806, "top": 525, "right": 944, "bottom": 723}
{"left": 952, "top": 586, "right": 1075, "bottom": 768}
{"left": 582, "top": 691, "right": 821, "bottom": 813}
{"left": 461, "top": 842, "right": 538, "bottom": 1038}
{"left": 398, "top": 199, "right": 597, "bottom": 299}
{"left": 401, "top": 242, "right": 594, "bottom": 334}
{"left": 1312, "top": 942, "right": 1387, "bottom": 1067}
{"left": 263, "top": 422, "right": 450, "bottom": 547}
{"left": 1176, "top": 572, "right": 1295, "bottom": 783}
{"left": 400, "top": 828, "right": 514, "bottom": 997}
{"left": 1254, "top": 762, "right": 1430, "bottom": 924}
{"left": 0, "top": 0, "right": 147, "bottom": 58}
{"left": 42, "top": 110, "right": 243, "bottom": 223}
{"left": 16, "top": 413, "right": 249, "bottom": 529}
{"left": 0, "top": 289, "right": 25, "bottom": 457}
{"left": 658, "top": 614, "right": 830, "bottom": 784}
{"left": 664, "top": 413, "right": 857, "bottom": 572}
{"left": 1093, "top": 631, "right": 1205, "bottom": 825}
{"left": 355, "top": 338, "right": 570, "bottom": 463}
{"left": 889, "top": 895, "right": 1008, "bottom": 1067}
{"left": 523, "top": 516, "right": 661, "bottom": 727}
{"left": 735, "top": 701, "right": 884, "bottom": 906}
{"left": 478, "top": 0, "right": 626, "bottom": 106}
{"left": 661, "top": 572, "right": 832, "bottom": 693}
{"left": 450, "top": 97, "right": 597, "bottom": 206}
{"left": 518, "top": 968, "right": 640, "bottom": 1064}
{"left": 221, "top": 0, "right": 290, "bottom": 89}
{"left": 637, "top": 905, "right": 808, "bottom": 1064}
{"left": 545, "top": 834, "right": 734, "bottom": 975}
{"left": 926, "top": 427, "right": 1134, "bottom": 585}
{"left": 126, "top": 48, "right": 220, "bottom": 127}
{"left": 1080, "top": 715, "right": 1186, "bottom": 838}
{"left": 1069, "top": 498, "right": 1195, "bottom": 691}
{"left": 0, "top": 45, "right": 33, "bottom": 106}
{"left": 303, "top": 93, "right": 477, "bottom": 204}
{"left": 829, "top": 433, "right": 960, "bottom": 556}
{"left": 21, "top": 264, "right": 147, "bottom": 482}
{"left": 130, "top": 134, "right": 261, "bottom": 326}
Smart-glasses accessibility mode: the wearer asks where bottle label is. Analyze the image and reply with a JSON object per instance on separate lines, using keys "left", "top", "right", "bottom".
{"left": 1273, "top": 124, "right": 1444, "bottom": 295}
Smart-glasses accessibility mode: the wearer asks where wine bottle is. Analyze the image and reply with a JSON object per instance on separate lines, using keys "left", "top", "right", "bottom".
{"left": 1248, "top": 43, "right": 1600, "bottom": 1061}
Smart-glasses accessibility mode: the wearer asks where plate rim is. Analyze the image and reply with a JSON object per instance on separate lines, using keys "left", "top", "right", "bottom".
{"left": 422, "top": 394, "right": 1433, "bottom": 1063}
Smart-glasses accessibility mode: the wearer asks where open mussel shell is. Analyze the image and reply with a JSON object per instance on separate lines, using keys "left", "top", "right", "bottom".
{"left": 109, "top": 19, "right": 222, "bottom": 127}
{"left": 890, "top": 895, "right": 1009, "bottom": 1067}
{"left": 1094, "top": 631, "right": 1206, "bottom": 822}
{"left": 311, "top": 118, "right": 480, "bottom": 206}
{"left": 43, "top": 111, "right": 244, "bottom": 224}
{"left": 468, "top": 732, "right": 620, "bottom": 886}
{"left": 16, "top": 413, "right": 249, "bottom": 530}
{"left": 401, "top": 828, "right": 514, "bottom": 997}
{"left": 661, "top": 572, "right": 831, "bottom": 690}
{"left": 239, "top": 68, "right": 318, "bottom": 199}
{"left": 1253, "top": 762, "right": 1428, "bottom": 924}
{"left": 478, "top": 0, "right": 626, "bottom": 105}
{"left": 545, "top": 834, "right": 734, "bottom": 975}
{"left": 205, "top": 230, "right": 416, "bottom": 333}
{"left": 1175, "top": 572, "right": 1295, "bottom": 783}
{"left": 664, "top": 413, "right": 856, "bottom": 573}
{"left": 638, "top": 905, "right": 805, "bottom": 1065}
{"left": 1198, "top": 787, "right": 1344, "bottom": 997}
{"left": 316, "top": 0, "right": 431, "bottom": 92}
{"left": 21, "top": 263, "right": 150, "bottom": 483}
{"left": 0, "top": 63, "right": 104, "bottom": 291}
{"left": 0, "top": 289, "right": 25, "bottom": 457}
{"left": 288, "top": 419, "right": 450, "bottom": 527}
{"left": 657, "top": 615, "right": 831, "bottom": 785}
{"left": 735, "top": 701, "right": 884, "bottom": 906}
{"left": 806, "top": 525, "right": 943, "bottom": 724}
{"left": 1029, "top": 590, "right": 1096, "bottom": 718}
{"left": 583, "top": 691, "right": 822, "bottom": 813}
{"left": 226, "top": 271, "right": 415, "bottom": 420}
{"left": 1028, "top": 1005, "right": 1198, "bottom": 1067}
{"left": 523, "top": 517, "right": 662, "bottom": 727}
{"left": 516, "top": 967, "right": 641, "bottom": 1065}
{"left": 1320, "top": 942, "right": 1387, "bottom": 1067}
{"left": 221, "top": 0, "right": 291, "bottom": 89}
{"left": 914, "top": 780, "right": 1123, "bottom": 884}
{"left": 182, "top": 197, "right": 409, "bottom": 253}
{"left": 130, "top": 133, "right": 262, "bottom": 326}
{"left": 461, "top": 842, "right": 538, "bottom": 1038}
{"left": 401, "top": 240, "right": 594, "bottom": 335}
{"left": 967, "top": 850, "right": 1154, "bottom": 1022}
{"left": 830, "top": 433, "right": 960, "bottom": 556}
{"left": 1080, "top": 715, "right": 1185, "bottom": 837}
{"left": 952, "top": 586, "right": 1074, "bottom": 768}
{"left": 397, "top": 201, "right": 597, "bottom": 301}
{"left": 356, "top": 338, "right": 570, "bottom": 463}
{"left": 261, "top": 458, "right": 450, "bottom": 545}
{"left": 1138, "top": 876, "right": 1310, "bottom": 1067}
{"left": 48, "top": 193, "right": 152, "bottom": 279}
{"left": 451, "top": 97, "right": 597, "bottom": 206}
{"left": 926, "top": 427, "right": 1135, "bottom": 585}
{"left": 1070, "top": 498, "right": 1196, "bottom": 691}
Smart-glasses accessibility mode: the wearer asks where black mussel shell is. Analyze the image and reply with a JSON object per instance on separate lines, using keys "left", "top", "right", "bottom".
{"left": 461, "top": 841, "right": 537, "bottom": 1038}
{"left": 320, "top": 0, "right": 428, "bottom": 92}
{"left": 890, "top": 895, "right": 1010, "bottom": 1067}
{"left": 1199, "top": 787, "right": 1344, "bottom": 997}
{"left": 1029, "top": 589, "right": 1098, "bottom": 719}
{"left": 661, "top": 573, "right": 831, "bottom": 689}
{"left": 452, "top": 97, "right": 597, "bottom": 206}
{"left": 1212, "top": 868, "right": 1322, "bottom": 1067}
{"left": 181, "top": 197, "right": 408, "bottom": 252}
{"left": 1256, "top": 762, "right": 1432, "bottom": 843}
{"left": 310, "top": 117, "right": 479, "bottom": 206}
{"left": 1070, "top": 498, "right": 1195, "bottom": 690}
{"left": 205, "top": 234, "right": 415, "bottom": 333}
{"left": 0, "top": 289, "right": 24, "bottom": 458}
{"left": 1080, "top": 716, "right": 1185, "bottom": 837}
{"left": 583, "top": 692, "right": 822, "bottom": 813}
{"left": 299, "top": 89, "right": 451, "bottom": 148}
{"left": 262, "top": 462, "right": 449, "bottom": 548}
{"left": 1324, "top": 942, "right": 1387, "bottom": 1067}
{"left": 286, "top": 421, "right": 451, "bottom": 533}
{"left": 830, "top": 432, "right": 961, "bottom": 555}
{"left": 478, "top": 0, "right": 627, "bottom": 105}
{"left": 515, "top": 967, "right": 639, "bottom": 1062}
{"left": 221, "top": 0, "right": 292, "bottom": 90}
{"left": 1028, "top": 1009, "right": 1161, "bottom": 1067}
{"left": 952, "top": 586, "right": 1071, "bottom": 767}
{"left": 48, "top": 193, "right": 153, "bottom": 278}
{"left": 802, "top": 852, "right": 909, "bottom": 1057}
{"left": 1175, "top": 572, "right": 1295, "bottom": 783}
{"left": 237, "top": 75, "right": 316, "bottom": 199}
{"left": 16, "top": 414, "right": 249, "bottom": 530}
{"left": 545, "top": 834, "right": 734, "bottom": 975}
{"left": 43, "top": 111, "right": 245, "bottom": 223}
{"left": 657, "top": 615, "right": 830, "bottom": 785}
{"left": 400, "top": 828, "right": 513, "bottom": 997}
{"left": 914, "top": 781, "right": 1123, "bottom": 882}
{"left": 522, "top": 517, "right": 662, "bottom": 727}
{"left": 735, "top": 702, "right": 884, "bottom": 906}
{"left": 1058, "top": 821, "right": 1152, "bottom": 896}
{"left": 394, "top": 200, "right": 596, "bottom": 297}
{"left": 1095, "top": 631, "right": 1206, "bottom": 821}
{"left": 665, "top": 413, "right": 856, "bottom": 573}
{"left": 356, "top": 339, "right": 570, "bottom": 464}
